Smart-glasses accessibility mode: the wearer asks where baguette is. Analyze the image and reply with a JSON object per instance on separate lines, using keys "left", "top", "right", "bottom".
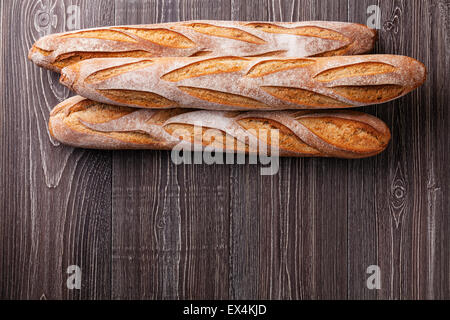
{"left": 59, "top": 54, "right": 426, "bottom": 111}
{"left": 29, "top": 20, "right": 376, "bottom": 72}
{"left": 49, "top": 96, "right": 391, "bottom": 159}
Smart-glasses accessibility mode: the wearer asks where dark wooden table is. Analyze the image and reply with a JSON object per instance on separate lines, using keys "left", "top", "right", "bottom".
{"left": 0, "top": 0, "right": 448, "bottom": 300}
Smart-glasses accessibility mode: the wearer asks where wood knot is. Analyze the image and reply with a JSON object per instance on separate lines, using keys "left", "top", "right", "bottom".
{"left": 34, "top": 1, "right": 58, "bottom": 33}
{"left": 389, "top": 163, "right": 408, "bottom": 228}
{"left": 383, "top": 7, "right": 402, "bottom": 34}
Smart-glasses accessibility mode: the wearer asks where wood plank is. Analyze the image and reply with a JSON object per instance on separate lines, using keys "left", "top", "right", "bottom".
{"left": 0, "top": 0, "right": 4, "bottom": 300}
{"left": 0, "top": 0, "right": 2, "bottom": 105}
{"left": 437, "top": 0, "right": 450, "bottom": 299}
{"left": 229, "top": 1, "right": 281, "bottom": 299}
{"left": 0, "top": 0, "right": 114, "bottom": 299}
{"left": 301, "top": 0, "right": 349, "bottom": 300}
{"left": 111, "top": 0, "right": 232, "bottom": 300}
{"left": 347, "top": 0, "right": 449, "bottom": 300}
{"left": 375, "top": 0, "right": 415, "bottom": 299}
{"left": 346, "top": 0, "right": 381, "bottom": 300}
{"left": 228, "top": 0, "right": 349, "bottom": 300}
{"left": 411, "top": 0, "right": 449, "bottom": 299}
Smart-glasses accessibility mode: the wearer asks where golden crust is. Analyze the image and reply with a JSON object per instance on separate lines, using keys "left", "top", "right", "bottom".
{"left": 58, "top": 54, "right": 427, "bottom": 111}
{"left": 29, "top": 20, "right": 377, "bottom": 72}
{"left": 49, "top": 96, "right": 391, "bottom": 158}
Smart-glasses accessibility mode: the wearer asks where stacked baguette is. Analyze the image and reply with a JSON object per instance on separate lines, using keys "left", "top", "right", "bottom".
{"left": 29, "top": 20, "right": 427, "bottom": 158}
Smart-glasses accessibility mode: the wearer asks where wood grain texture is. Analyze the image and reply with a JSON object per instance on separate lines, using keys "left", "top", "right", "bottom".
{"left": 346, "top": 0, "right": 450, "bottom": 299}
{"left": 0, "top": 0, "right": 448, "bottom": 300}
{"left": 229, "top": 0, "right": 350, "bottom": 300}
{"left": 0, "top": 0, "right": 113, "bottom": 299}
{"left": 346, "top": 0, "right": 384, "bottom": 300}
{"left": 111, "top": 0, "right": 232, "bottom": 300}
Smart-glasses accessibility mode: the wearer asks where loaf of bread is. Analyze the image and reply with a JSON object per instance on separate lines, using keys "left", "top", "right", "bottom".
{"left": 29, "top": 20, "right": 376, "bottom": 72}
{"left": 49, "top": 96, "right": 391, "bottom": 158}
{"left": 59, "top": 54, "right": 426, "bottom": 111}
